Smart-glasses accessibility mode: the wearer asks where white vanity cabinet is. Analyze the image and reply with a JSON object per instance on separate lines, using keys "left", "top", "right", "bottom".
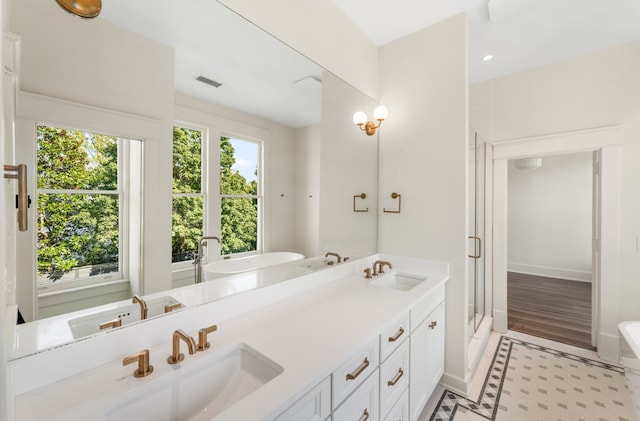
{"left": 333, "top": 368, "right": 380, "bottom": 421}
{"left": 275, "top": 376, "right": 332, "bottom": 421}
{"left": 379, "top": 338, "right": 410, "bottom": 418}
{"left": 409, "top": 301, "right": 445, "bottom": 421}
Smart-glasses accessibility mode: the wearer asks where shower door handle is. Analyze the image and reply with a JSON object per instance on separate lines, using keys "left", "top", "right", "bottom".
{"left": 468, "top": 236, "right": 481, "bottom": 259}
{"left": 4, "top": 164, "right": 28, "bottom": 231}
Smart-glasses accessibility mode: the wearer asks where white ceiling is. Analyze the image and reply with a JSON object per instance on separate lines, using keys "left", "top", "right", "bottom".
{"left": 100, "top": 0, "right": 323, "bottom": 129}
{"left": 330, "top": 0, "right": 640, "bottom": 83}
{"left": 99, "top": 0, "right": 640, "bottom": 128}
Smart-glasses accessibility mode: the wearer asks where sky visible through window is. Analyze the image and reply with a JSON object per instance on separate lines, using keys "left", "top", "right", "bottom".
{"left": 230, "top": 138, "right": 257, "bottom": 183}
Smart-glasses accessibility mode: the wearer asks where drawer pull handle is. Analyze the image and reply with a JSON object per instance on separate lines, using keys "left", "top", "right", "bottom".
{"left": 429, "top": 321, "right": 437, "bottom": 329}
{"left": 346, "top": 357, "right": 370, "bottom": 380}
{"left": 387, "top": 367, "right": 404, "bottom": 386}
{"left": 388, "top": 327, "right": 405, "bottom": 342}
{"left": 358, "top": 408, "right": 369, "bottom": 421}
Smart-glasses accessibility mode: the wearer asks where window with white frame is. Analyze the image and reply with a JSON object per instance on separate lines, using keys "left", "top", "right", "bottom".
{"left": 220, "top": 136, "right": 261, "bottom": 255}
{"left": 36, "top": 124, "right": 132, "bottom": 289}
{"left": 171, "top": 125, "right": 206, "bottom": 264}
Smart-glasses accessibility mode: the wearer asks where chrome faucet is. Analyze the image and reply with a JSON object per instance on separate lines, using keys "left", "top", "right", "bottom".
{"left": 167, "top": 329, "right": 197, "bottom": 364}
{"left": 194, "top": 236, "right": 221, "bottom": 284}
{"left": 132, "top": 295, "right": 148, "bottom": 320}
{"left": 325, "top": 252, "right": 342, "bottom": 264}
{"left": 372, "top": 260, "right": 393, "bottom": 276}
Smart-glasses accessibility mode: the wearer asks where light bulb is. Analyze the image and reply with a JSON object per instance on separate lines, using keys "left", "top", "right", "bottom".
{"left": 373, "top": 105, "right": 388, "bottom": 121}
{"left": 353, "top": 111, "right": 367, "bottom": 126}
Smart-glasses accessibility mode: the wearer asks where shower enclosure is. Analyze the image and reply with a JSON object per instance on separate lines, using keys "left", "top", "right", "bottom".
{"left": 468, "top": 129, "right": 486, "bottom": 333}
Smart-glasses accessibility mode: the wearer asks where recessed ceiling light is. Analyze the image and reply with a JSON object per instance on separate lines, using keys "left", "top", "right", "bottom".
{"left": 482, "top": 55, "right": 494, "bottom": 62}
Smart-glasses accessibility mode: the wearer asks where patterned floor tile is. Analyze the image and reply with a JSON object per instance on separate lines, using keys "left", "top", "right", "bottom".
{"left": 429, "top": 336, "right": 635, "bottom": 421}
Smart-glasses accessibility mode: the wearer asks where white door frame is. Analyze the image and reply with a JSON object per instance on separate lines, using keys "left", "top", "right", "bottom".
{"left": 490, "top": 126, "right": 622, "bottom": 361}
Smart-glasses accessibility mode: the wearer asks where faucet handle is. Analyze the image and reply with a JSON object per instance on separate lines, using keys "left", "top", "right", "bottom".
{"left": 123, "top": 349, "right": 154, "bottom": 378}
{"left": 164, "top": 303, "right": 182, "bottom": 313}
{"left": 198, "top": 324, "right": 218, "bottom": 351}
{"left": 363, "top": 268, "right": 372, "bottom": 279}
{"left": 99, "top": 318, "right": 122, "bottom": 330}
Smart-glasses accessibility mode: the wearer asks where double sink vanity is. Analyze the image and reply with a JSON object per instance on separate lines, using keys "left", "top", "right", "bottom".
{"left": 10, "top": 254, "right": 448, "bottom": 421}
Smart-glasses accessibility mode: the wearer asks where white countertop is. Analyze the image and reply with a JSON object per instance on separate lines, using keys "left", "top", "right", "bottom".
{"left": 13, "top": 255, "right": 448, "bottom": 421}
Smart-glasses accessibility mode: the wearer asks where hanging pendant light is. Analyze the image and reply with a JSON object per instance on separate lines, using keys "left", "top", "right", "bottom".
{"left": 56, "top": 0, "right": 102, "bottom": 19}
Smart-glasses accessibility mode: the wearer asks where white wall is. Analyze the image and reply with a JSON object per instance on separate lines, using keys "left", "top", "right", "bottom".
{"left": 472, "top": 40, "right": 640, "bottom": 358}
{"left": 294, "top": 124, "right": 321, "bottom": 257}
{"left": 378, "top": 14, "right": 469, "bottom": 392}
{"left": 508, "top": 152, "right": 593, "bottom": 282}
{"left": 218, "top": 0, "right": 378, "bottom": 100}
{"left": 319, "top": 72, "right": 378, "bottom": 256}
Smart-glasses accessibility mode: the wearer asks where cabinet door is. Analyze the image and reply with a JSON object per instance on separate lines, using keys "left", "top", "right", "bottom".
{"left": 425, "top": 303, "right": 445, "bottom": 394}
{"left": 409, "top": 302, "right": 445, "bottom": 421}
{"left": 275, "top": 376, "right": 331, "bottom": 421}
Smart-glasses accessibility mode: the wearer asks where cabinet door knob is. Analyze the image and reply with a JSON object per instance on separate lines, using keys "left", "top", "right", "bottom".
{"left": 429, "top": 321, "right": 437, "bottom": 329}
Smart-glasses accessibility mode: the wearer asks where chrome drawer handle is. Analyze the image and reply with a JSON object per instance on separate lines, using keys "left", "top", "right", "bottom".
{"left": 387, "top": 367, "right": 404, "bottom": 386}
{"left": 429, "top": 321, "right": 437, "bottom": 329}
{"left": 388, "top": 327, "right": 405, "bottom": 342}
{"left": 358, "top": 408, "right": 369, "bottom": 421}
{"left": 346, "top": 357, "right": 370, "bottom": 380}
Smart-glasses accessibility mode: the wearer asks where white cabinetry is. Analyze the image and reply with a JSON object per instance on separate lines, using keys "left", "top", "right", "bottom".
{"left": 379, "top": 339, "right": 409, "bottom": 418}
{"left": 409, "top": 302, "right": 445, "bottom": 421}
{"left": 275, "top": 376, "right": 331, "bottom": 421}
{"left": 333, "top": 368, "right": 380, "bottom": 421}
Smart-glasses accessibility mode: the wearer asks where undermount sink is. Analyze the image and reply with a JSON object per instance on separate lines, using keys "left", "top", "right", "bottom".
{"left": 68, "top": 296, "right": 183, "bottom": 339}
{"left": 371, "top": 272, "right": 427, "bottom": 291}
{"left": 105, "top": 343, "right": 283, "bottom": 421}
{"left": 299, "top": 257, "right": 334, "bottom": 270}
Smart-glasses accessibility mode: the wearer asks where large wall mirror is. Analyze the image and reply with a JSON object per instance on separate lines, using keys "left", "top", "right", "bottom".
{"left": 6, "top": 0, "right": 378, "bottom": 358}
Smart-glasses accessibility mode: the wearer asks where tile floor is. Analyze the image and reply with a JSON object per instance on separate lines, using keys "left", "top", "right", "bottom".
{"left": 422, "top": 331, "right": 636, "bottom": 421}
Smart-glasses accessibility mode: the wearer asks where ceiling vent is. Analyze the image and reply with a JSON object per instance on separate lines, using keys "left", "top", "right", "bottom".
{"left": 196, "top": 75, "right": 222, "bottom": 88}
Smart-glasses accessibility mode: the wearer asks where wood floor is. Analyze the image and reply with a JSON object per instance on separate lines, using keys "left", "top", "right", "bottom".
{"left": 507, "top": 272, "right": 595, "bottom": 350}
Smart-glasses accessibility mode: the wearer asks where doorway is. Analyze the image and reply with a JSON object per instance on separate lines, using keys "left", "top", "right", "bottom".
{"left": 506, "top": 152, "right": 594, "bottom": 349}
{"left": 490, "top": 126, "right": 622, "bottom": 361}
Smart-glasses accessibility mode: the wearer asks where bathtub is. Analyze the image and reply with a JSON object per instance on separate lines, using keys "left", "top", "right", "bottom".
{"left": 203, "top": 252, "right": 305, "bottom": 279}
{"left": 619, "top": 321, "right": 640, "bottom": 419}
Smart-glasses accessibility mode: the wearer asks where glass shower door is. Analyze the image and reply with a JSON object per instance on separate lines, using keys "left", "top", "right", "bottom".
{"left": 468, "top": 130, "right": 486, "bottom": 332}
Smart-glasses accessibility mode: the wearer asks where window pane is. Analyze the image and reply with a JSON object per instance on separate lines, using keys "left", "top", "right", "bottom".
{"left": 173, "top": 126, "right": 202, "bottom": 194}
{"left": 37, "top": 193, "right": 119, "bottom": 284}
{"left": 37, "top": 125, "right": 118, "bottom": 190}
{"left": 221, "top": 197, "right": 257, "bottom": 255}
{"left": 220, "top": 137, "right": 258, "bottom": 195}
{"left": 172, "top": 196, "right": 203, "bottom": 263}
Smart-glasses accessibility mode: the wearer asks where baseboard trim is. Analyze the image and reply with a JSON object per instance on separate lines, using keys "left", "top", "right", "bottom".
{"left": 493, "top": 309, "right": 508, "bottom": 333}
{"left": 440, "top": 372, "right": 469, "bottom": 396}
{"left": 597, "top": 331, "right": 619, "bottom": 363}
{"left": 507, "top": 262, "right": 592, "bottom": 282}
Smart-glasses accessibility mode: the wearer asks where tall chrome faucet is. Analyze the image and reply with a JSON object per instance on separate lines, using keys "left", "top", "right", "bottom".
{"left": 194, "top": 236, "right": 221, "bottom": 284}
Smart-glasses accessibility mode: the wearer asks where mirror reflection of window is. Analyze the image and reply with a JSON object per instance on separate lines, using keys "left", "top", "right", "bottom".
{"left": 171, "top": 125, "right": 206, "bottom": 264}
{"left": 36, "top": 125, "right": 134, "bottom": 290}
{"left": 220, "top": 136, "right": 261, "bottom": 256}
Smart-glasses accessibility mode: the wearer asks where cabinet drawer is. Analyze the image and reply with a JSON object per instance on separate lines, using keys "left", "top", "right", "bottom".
{"left": 383, "top": 387, "right": 409, "bottom": 421}
{"left": 332, "top": 339, "right": 379, "bottom": 410}
{"left": 333, "top": 368, "right": 379, "bottom": 421}
{"left": 275, "top": 376, "right": 331, "bottom": 421}
{"left": 379, "top": 339, "right": 409, "bottom": 419}
{"left": 410, "top": 283, "right": 445, "bottom": 331}
{"left": 379, "top": 313, "right": 409, "bottom": 362}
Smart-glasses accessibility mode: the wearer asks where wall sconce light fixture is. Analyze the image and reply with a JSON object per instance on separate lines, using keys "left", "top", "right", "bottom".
{"left": 353, "top": 105, "right": 388, "bottom": 136}
{"left": 56, "top": 0, "right": 102, "bottom": 19}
